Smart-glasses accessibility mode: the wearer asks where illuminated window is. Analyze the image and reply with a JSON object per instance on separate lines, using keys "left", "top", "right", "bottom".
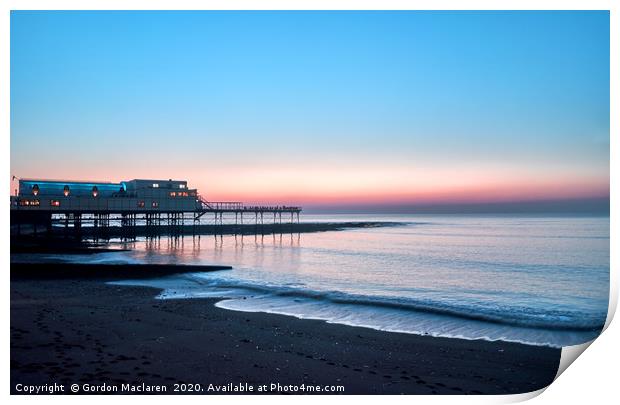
{"left": 169, "top": 192, "right": 176, "bottom": 197}
{"left": 32, "top": 184, "right": 39, "bottom": 196}
{"left": 19, "top": 199, "right": 40, "bottom": 206}
{"left": 138, "top": 201, "right": 145, "bottom": 208}
{"left": 152, "top": 183, "right": 159, "bottom": 188}
{"left": 63, "top": 185, "right": 70, "bottom": 196}
{"left": 50, "top": 200, "right": 60, "bottom": 207}
{"left": 189, "top": 191, "right": 196, "bottom": 197}
{"left": 179, "top": 184, "right": 186, "bottom": 189}
{"left": 180, "top": 192, "right": 188, "bottom": 197}
{"left": 152, "top": 201, "right": 159, "bottom": 208}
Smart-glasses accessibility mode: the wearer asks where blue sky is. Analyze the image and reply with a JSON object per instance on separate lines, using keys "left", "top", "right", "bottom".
{"left": 10, "top": 11, "right": 610, "bottom": 207}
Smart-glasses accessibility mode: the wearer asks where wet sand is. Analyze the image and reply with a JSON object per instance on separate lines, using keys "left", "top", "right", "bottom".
{"left": 11, "top": 273, "right": 561, "bottom": 395}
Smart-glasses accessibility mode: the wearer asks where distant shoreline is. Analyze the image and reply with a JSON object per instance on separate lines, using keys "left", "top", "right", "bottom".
{"left": 12, "top": 221, "right": 403, "bottom": 241}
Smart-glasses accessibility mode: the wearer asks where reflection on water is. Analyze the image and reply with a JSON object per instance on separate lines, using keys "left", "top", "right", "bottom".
{"left": 98, "top": 214, "right": 608, "bottom": 347}
{"left": 115, "top": 232, "right": 303, "bottom": 268}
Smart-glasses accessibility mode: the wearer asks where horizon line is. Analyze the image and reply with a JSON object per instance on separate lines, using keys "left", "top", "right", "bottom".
{"left": 302, "top": 196, "right": 610, "bottom": 215}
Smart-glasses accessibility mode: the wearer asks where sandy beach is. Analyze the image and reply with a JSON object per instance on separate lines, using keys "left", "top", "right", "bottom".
{"left": 11, "top": 266, "right": 561, "bottom": 395}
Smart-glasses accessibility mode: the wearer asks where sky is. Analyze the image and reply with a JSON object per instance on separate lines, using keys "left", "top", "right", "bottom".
{"left": 10, "top": 11, "right": 610, "bottom": 212}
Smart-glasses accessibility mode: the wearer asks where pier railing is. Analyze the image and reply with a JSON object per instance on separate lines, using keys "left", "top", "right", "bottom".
{"left": 198, "top": 200, "right": 243, "bottom": 210}
{"left": 197, "top": 196, "right": 301, "bottom": 213}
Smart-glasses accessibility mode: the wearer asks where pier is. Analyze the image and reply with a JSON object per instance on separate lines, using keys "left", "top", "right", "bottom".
{"left": 10, "top": 177, "right": 301, "bottom": 236}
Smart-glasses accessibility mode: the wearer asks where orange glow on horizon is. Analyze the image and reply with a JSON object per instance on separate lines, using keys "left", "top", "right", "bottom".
{"left": 192, "top": 167, "right": 610, "bottom": 206}
{"left": 10, "top": 165, "right": 609, "bottom": 207}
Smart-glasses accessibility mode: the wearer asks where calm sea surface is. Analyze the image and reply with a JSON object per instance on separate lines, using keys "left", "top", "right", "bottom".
{"left": 70, "top": 214, "right": 608, "bottom": 347}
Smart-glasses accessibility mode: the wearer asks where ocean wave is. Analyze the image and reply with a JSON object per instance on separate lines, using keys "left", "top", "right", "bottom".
{"left": 180, "top": 274, "right": 607, "bottom": 332}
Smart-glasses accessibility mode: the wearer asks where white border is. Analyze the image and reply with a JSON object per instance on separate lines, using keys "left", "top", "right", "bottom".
{"left": 2, "top": 2, "right": 616, "bottom": 404}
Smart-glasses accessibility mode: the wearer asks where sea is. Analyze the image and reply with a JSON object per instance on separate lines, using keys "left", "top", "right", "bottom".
{"left": 60, "top": 214, "right": 609, "bottom": 348}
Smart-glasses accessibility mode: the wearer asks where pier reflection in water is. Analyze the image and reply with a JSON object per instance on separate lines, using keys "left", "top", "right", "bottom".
{"left": 108, "top": 232, "right": 303, "bottom": 272}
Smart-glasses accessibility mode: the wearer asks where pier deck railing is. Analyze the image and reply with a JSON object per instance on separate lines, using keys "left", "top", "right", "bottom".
{"left": 197, "top": 196, "right": 301, "bottom": 213}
